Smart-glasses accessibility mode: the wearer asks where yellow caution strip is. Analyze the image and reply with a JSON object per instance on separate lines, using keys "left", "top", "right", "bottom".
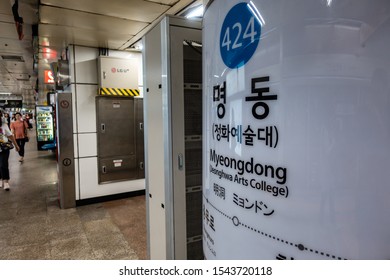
{"left": 99, "top": 88, "right": 140, "bottom": 97}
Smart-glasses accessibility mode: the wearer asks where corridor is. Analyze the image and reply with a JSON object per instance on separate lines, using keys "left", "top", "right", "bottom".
{"left": 0, "top": 129, "right": 147, "bottom": 260}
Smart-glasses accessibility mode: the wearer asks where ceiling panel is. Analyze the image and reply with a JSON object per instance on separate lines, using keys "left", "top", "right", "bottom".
{"left": 0, "top": 0, "right": 37, "bottom": 98}
{"left": 0, "top": 87, "right": 10, "bottom": 93}
{"left": 40, "top": 0, "right": 172, "bottom": 22}
{"left": 2, "top": 59, "right": 28, "bottom": 70}
{"left": 11, "top": 73, "right": 30, "bottom": 80}
{"left": 40, "top": 6, "right": 149, "bottom": 35}
{"left": 2, "top": 79, "right": 17, "bottom": 86}
{"left": 0, "top": 0, "right": 201, "bottom": 103}
{"left": 0, "top": 73, "right": 13, "bottom": 79}
{"left": 0, "top": 38, "right": 28, "bottom": 54}
{"left": 148, "top": 0, "right": 180, "bottom": 4}
{"left": 0, "top": 13, "right": 14, "bottom": 23}
{"left": 0, "top": 22, "right": 20, "bottom": 39}
{"left": 39, "top": 24, "right": 133, "bottom": 50}
{"left": 0, "top": 0, "right": 10, "bottom": 10}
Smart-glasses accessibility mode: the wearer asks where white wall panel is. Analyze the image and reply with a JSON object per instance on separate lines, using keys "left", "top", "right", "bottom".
{"left": 78, "top": 133, "right": 97, "bottom": 157}
{"left": 79, "top": 157, "right": 98, "bottom": 199}
{"left": 70, "top": 83, "right": 78, "bottom": 133}
{"left": 75, "top": 84, "right": 97, "bottom": 133}
{"left": 73, "top": 133, "right": 78, "bottom": 158}
{"left": 74, "top": 158, "right": 80, "bottom": 200}
{"left": 69, "top": 45, "right": 76, "bottom": 84}
{"left": 74, "top": 46, "right": 98, "bottom": 84}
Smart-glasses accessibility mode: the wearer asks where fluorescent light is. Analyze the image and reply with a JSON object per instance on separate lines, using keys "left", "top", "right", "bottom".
{"left": 186, "top": 5, "right": 203, "bottom": 18}
{"left": 0, "top": 93, "right": 11, "bottom": 95}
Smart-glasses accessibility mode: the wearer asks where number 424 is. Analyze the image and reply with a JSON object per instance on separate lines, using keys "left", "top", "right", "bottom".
{"left": 222, "top": 17, "right": 258, "bottom": 51}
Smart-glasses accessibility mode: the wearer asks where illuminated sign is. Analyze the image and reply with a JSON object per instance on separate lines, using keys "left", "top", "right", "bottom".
{"left": 203, "top": 0, "right": 390, "bottom": 260}
{"left": 44, "top": 70, "right": 55, "bottom": 84}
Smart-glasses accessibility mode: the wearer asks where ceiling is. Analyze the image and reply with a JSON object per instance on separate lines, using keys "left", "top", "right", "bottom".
{"left": 0, "top": 0, "right": 202, "bottom": 109}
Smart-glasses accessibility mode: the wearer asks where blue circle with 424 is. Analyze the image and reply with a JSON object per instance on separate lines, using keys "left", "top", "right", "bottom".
{"left": 220, "top": 2, "right": 262, "bottom": 69}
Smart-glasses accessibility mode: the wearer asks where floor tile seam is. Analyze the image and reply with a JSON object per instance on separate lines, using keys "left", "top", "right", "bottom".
{"left": 79, "top": 219, "right": 113, "bottom": 260}
{"left": 102, "top": 203, "right": 146, "bottom": 259}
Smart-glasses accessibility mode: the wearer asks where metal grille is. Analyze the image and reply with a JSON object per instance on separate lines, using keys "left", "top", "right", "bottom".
{"left": 183, "top": 42, "right": 203, "bottom": 260}
{"left": 183, "top": 45, "right": 202, "bottom": 84}
{"left": 187, "top": 240, "right": 204, "bottom": 260}
{"left": 184, "top": 89, "right": 202, "bottom": 136}
{"left": 185, "top": 141, "right": 202, "bottom": 187}
{"left": 186, "top": 190, "right": 202, "bottom": 237}
{"left": 186, "top": 189, "right": 203, "bottom": 260}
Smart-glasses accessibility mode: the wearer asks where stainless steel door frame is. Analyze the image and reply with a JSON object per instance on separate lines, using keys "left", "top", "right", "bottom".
{"left": 56, "top": 92, "right": 76, "bottom": 209}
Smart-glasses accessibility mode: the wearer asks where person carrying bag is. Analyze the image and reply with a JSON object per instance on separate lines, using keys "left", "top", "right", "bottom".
{"left": 0, "top": 111, "right": 19, "bottom": 191}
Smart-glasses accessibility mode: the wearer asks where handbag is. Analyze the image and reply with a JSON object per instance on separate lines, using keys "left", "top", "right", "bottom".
{"left": 0, "top": 141, "right": 14, "bottom": 151}
{"left": 24, "top": 136, "right": 29, "bottom": 142}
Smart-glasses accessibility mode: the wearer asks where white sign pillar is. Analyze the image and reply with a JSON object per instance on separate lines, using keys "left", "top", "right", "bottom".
{"left": 203, "top": 0, "right": 390, "bottom": 259}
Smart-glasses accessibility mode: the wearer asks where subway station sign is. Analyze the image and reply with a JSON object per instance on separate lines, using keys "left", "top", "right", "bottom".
{"left": 203, "top": 0, "right": 390, "bottom": 259}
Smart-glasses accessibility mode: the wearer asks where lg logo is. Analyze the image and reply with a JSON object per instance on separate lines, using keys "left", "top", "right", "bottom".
{"left": 111, "top": 67, "right": 130, "bottom": 73}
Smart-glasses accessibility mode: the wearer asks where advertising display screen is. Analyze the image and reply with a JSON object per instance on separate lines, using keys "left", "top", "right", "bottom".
{"left": 36, "top": 105, "right": 55, "bottom": 150}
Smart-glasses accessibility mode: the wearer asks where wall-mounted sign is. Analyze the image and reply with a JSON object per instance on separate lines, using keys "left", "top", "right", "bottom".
{"left": 0, "top": 100, "right": 23, "bottom": 108}
{"left": 44, "top": 70, "right": 55, "bottom": 84}
{"left": 203, "top": 0, "right": 390, "bottom": 260}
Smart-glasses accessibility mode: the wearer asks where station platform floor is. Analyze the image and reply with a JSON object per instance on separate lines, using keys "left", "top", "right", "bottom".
{"left": 0, "top": 128, "right": 147, "bottom": 260}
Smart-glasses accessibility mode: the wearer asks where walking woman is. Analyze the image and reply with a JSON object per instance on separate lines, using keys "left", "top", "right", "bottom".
{"left": 10, "top": 112, "right": 28, "bottom": 162}
{"left": 0, "top": 111, "right": 19, "bottom": 191}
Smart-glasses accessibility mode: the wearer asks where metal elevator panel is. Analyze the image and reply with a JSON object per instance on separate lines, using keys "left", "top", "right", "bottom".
{"left": 97, "top": 96, "right": 142, "bottom": 184}
{"left": 97, "top": 97, "right": 135, "bottom": 157}
{"left": 99, "top": 155, "right": 138, "bottom": 183}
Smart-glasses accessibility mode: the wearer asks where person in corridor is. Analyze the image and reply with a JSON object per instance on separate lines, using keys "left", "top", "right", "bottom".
{"left": 0, "top": 112, "right": 19, "bottom": 191}
{"left": 10, "top": 112, "right": 28, "bottom": 163}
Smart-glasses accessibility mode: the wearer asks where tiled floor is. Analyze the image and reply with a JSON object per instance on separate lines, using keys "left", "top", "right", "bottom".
{"left": 0, "top": 129, "right": 147, "bottom": 260}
